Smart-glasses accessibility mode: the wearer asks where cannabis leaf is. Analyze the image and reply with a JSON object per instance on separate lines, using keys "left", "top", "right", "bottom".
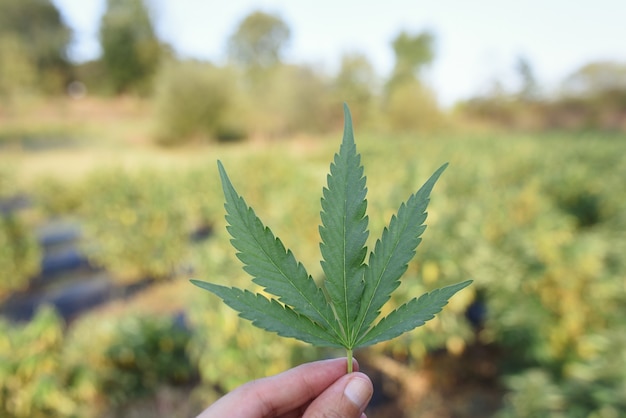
{"left": 191, "top": 104, "right": 472, "bottom": 373}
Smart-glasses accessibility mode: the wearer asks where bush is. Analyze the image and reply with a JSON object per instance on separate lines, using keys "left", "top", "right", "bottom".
{"left": 80, "top": 168, "right": 188, "bottom": 282}
{"left": 0, "top": 307, "right": 84, "bottom": 418}
{"left": 153, "top": 61, "right": 247, "bottom": 146}
{"left": 0, "top": 307, "right": 197, "bottom": 418}
{"left": 384, "top": 79, "right": 442, "bottom": 133}
{"left": 100, "top": 314, "right": 195, "bottom": 406}
{"left": 0, "top": 166, "right": 41, "bottom": 299}
{"left": 0, "top": 214, "right": 41, "bottom": 298}
{"left": 187, "top": 290, "right": 320, "bottom": 393}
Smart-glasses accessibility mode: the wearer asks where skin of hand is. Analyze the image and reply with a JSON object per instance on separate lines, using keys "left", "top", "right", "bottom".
{"left": 196, "top": 358, "right": 373, "bottom": 418}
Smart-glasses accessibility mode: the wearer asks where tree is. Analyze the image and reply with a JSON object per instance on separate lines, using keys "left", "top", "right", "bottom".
{"left": 562, "top": 61, "right": 626, "bottom": 98}
{"left": 226, "top": 11, "right": 295, "bottom": 137}
{"left": 385, "top": 30, "right": 440, "bottom": 132}
{"left": 558, "top": 61, "right": 626, "bottom": 131}
{"left": 227, "top": 11, "right": 291, "bottom": 70}
{"left": 388, "top": 30, "right": 435, "bottom": 89}
{"left": 99, "top": 0, "right": 163, "bottom": 94}
{"left": 516, "top": 55, "right": 540, "bottom": 101}
{"left": 0, "top": 35, "right": 37, "bottom": 96}
{"left": 333, "top": 53, "right": 377, "bottom": 127}
{"left": 0, "top": 0, "right": 72, "bottom": 95}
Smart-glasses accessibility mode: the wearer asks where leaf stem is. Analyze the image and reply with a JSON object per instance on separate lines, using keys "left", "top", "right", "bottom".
{"left": 346, "top": 348, "right": 353, "bottom": 373}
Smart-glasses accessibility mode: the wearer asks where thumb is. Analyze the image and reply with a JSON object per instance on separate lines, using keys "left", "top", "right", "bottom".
{"left": 303, "top": 372, "right": 373, "bottom": 418}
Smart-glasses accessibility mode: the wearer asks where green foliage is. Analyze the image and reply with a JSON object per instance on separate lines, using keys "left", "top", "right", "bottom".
{"left": 0, "top": 307, "right": 196, "bottom": 417}
{"left": 383, "top": 30, "right": 441, "bottom": 132}
{"left": 192, "top": 105, "right": 471, "bottom": 367}
{"left": 0, "top": 214, "right": 41, "bottom": 298}
{"left": 0, "top": 0, "right": 72, "bottom": 95}
{"left": 459, "top": 60, "right": 626, "bottom": 132}
{"left": 241, "top": 64, "right": 337, "bottom": 137}
{"left": 333, "top": 53, "right": 377, "bottom": 128}
{"left": 227, "top": 10, "right": 291, "bottom": 69}
{"left": 498, "top": 332, "right": 626, "bottom": 418}
{"left": 562, "top": 61, "right": 626, "bottom": 97}
{"left": 408, "top": 134, "right": 626, "bottom": 415}
{"left": 3, "top": 128, "right": 625, "bottom": 416}
{"left": 32, "top": 177, "right": 84, "bottom": 217}
{"left": 153, "top": 61, "right": 247, "bottom": 145}
{"left": 0, "top": 307, "right": 81, "bottom": 417}
{"left": 388, "top": 30, "right": 435, "bottom": 91}
{"left": 385, "top": 79, "right": 442, "bottom": 132}
{"left": 187, "top": 285, "right": 320, "bottom": 393}
{"left": 0, "top": 168, "right": 41, "bottom": 298}
{"left": 100, "top": 315, "right": 195, "bottom": 406}
{"left": 497, "top": 369, "right": 567, "bottom": 418}
{"left": 80, "top": 169, "right": 188, "bottom": 281}
{"left": 0, "top": 35, "right": 38, "bottom": 97}
{"left": 99, "top": 0, "right": 164, "bottom": 94}
{"left": 222, "top": 11, "right": 343, "bottom": 138}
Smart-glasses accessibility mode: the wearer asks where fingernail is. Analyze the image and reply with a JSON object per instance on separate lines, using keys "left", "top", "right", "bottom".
{"left": 344, "top": 376, "right": 372, "bottom": 410}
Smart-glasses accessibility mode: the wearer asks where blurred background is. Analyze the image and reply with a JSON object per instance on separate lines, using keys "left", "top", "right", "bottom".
{"left": 1, "top": 0, "right": 625, "bottom": 417}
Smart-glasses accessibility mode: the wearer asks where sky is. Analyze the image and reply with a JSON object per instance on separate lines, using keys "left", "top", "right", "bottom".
{"left": 51, "top": 0, "right": 626, "bottom": 106}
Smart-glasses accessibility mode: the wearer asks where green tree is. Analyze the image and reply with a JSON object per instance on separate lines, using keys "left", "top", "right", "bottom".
{"left": 227, "top": 11, "right": 291, "bottom": 70}
{"left": 562, "top": 61, "right": 626, "bottom": 97}
{"left": 385, "top": 30, "right": 440, "bottom": 132}
{"left": 516, "top": 55, "right": 540, "bottom": 101}
{"left": 333, "top": 53, "right": 377, "bottom": 127}
{"left": 558, "top": 61, "right": 626, "bottom": 131}
{"left": 0, "top": 0, "right": 72, "bottom": 95}
{"left": 0, "top": 35, "right": 38, "bottom": 96}
{"left": 227, "top": 11, "right": 301, "bottom": 137}
{"left": 388, "top": 30, "right": 435, "bottom": 89}
{"left": 99, "top": 0, "right": 163, "bottom": 94}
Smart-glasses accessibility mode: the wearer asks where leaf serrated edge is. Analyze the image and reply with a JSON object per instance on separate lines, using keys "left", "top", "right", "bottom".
{"left": 319, "top": 104, "right": 369, "bottom": 345}
{"left": 190, "top": 279, "right": 343, "bottom": 348}
{"left": 351, "top": 163, "right": 448, "bottom": 344}
{"left": 217, "top": 161, "right": 341, "bottom": 337}
{"left": 355, "top": 280, "right": 473, "bottom": 348}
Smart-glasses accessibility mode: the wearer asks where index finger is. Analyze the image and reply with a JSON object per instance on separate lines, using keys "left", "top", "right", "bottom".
{"left": 197, "top": 357, "right": 358, "bottom": 418}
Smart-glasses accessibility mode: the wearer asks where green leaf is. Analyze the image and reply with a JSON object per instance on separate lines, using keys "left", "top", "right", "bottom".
{"left": 352, "top": 163, "right": 448, "bottom": 344}
{"left": 355, "top": 280, "right": 473, "bottom": 347}
{"left": 191, "top": 104, "right": 473, "bottom": 370}
{"left": 319, "top": 104, "right": 369, "bottom": 344}
{"left": 217, "top": 161, "right": 339, "bottom": 333}
{"left": 190, "top": 280, "right": 342, "bottom": 348}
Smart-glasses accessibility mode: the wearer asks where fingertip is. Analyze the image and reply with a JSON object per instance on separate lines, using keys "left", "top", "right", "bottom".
{"left": 343, "top": 373, "right": 373, "bottom": 412}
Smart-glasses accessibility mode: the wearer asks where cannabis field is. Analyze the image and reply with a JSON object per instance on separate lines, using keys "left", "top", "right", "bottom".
{"left": 1, "top": 103, "right": 625, "bottom": 417}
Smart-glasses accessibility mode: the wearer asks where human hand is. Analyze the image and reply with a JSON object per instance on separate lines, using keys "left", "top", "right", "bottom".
{"left": 196, "top": 358, "right": 373, "bottom": 418}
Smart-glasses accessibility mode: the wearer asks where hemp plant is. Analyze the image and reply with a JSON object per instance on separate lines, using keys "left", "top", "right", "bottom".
{"left": 191, "top": 105, "right": 472, "bottom": 373}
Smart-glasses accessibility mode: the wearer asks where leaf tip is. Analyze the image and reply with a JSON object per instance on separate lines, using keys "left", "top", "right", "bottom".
{"left": 342, "top": 103, "right": 354, "bottom": 145}
{"left": 189, "top": 279, "right": 204, "bottom": 288}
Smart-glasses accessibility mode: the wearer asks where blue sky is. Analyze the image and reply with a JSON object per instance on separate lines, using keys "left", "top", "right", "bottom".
{"left": 52, "top": 0, "right": 626, "bottom": 106}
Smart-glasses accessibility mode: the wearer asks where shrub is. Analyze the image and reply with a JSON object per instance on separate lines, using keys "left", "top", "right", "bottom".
{"left": 384, "top": 79, "right": 442, "bottom": 132}
{"left": 153, "top": 61, "right": 247, "bottom": 146}
{"left": 100, "top": 314, "right": 195, "bottom": 406}
{"left": 0, "top": 307, "right": 81, "bottom": 418}
{"left": 0, "top": 214, "right": 41, "bottom": 299}
{"left": 80, "top": 169, "right": 188, "bottom": 282}
{"left": 0, "top": 167, "right": 41, "bottom": 298}
{"left": 0, "top": 307, "right": 196, "bottom": 418}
